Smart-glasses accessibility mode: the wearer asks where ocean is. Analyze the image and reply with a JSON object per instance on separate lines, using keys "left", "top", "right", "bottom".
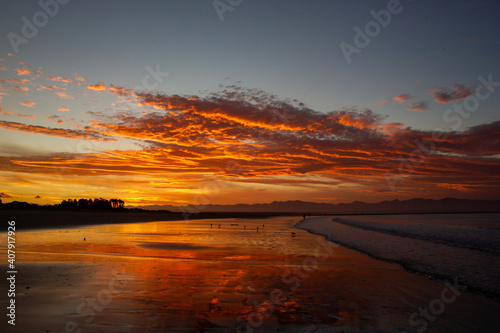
{"left": 299, "top": 213, "right": 500, "bottom": 297}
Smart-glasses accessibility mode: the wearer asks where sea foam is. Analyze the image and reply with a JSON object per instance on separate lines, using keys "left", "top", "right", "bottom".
{"left": 296, "top": 217, "right": 500, "bottom": 298}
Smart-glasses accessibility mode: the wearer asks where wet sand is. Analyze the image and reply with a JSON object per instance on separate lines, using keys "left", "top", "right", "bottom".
{"left": 0, "top": 208, "right": 294, "bottom": 230}
{"left": 1, "top": 217, "right": 499, "bottom": 332}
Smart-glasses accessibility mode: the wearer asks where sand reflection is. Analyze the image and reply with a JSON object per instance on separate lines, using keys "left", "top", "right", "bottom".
{"left": 1, "top": 216, "right": 499, "bottom": 332}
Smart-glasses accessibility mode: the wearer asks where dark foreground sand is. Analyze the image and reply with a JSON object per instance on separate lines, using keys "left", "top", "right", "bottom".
{"left": 3, "top": 257, "right": 499, "bottom": 333}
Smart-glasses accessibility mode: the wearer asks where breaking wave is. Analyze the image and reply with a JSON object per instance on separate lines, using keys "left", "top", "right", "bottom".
{"left": 296, "top": 216, "right": 500, "bottom": 298}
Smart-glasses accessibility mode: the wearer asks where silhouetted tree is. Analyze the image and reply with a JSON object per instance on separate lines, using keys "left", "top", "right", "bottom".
{"left": 78, "top": 198, "right": 90, "bottom": 209}
{"left": 110, "top": 199, "right": 125, "bottom": 209}
{"left": 59, "top": 198, "right": 124, "bottom": 210}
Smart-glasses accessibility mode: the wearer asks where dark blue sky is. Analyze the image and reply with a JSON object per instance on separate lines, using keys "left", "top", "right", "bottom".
{"left": 2, "top": 0, "right": 499, "bottom": 128}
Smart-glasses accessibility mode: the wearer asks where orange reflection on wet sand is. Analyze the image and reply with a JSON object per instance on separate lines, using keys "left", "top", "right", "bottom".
{"left": 1, "top": 216, "right": 500, "bottom": 332}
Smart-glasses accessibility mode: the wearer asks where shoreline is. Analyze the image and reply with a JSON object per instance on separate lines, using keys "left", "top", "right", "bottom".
{"left": 0, "top": 208, "right": 300, "bottom": 231}
{"left": 1, "top": 207, "right": 497, "bottom": 232}
{"left": 296, "top": 217, "right": 500, "bottom": 301}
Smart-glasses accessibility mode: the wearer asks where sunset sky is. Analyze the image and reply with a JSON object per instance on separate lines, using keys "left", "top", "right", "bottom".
{"left": 0, "top": 0, "right": 499, "bottom": 207}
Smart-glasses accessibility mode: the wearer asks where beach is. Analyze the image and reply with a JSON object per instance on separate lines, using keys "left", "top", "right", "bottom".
{"left": 0, "top": 208, "right": 292, "bottom": 231}
{"left": 1, "top": 214, "right": 500, "bottom": 332}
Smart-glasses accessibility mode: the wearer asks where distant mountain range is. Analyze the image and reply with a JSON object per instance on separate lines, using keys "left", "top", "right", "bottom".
{"left": 138, "top": 198, "right": 500, "bottom": 215}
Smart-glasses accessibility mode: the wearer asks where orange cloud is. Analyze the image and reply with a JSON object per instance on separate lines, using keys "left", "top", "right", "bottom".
{"left": 0, "top": 120, "right": 115, "bottom": 141}
{"left": 407, "top": 102, "right": 428, "bottom": 112}
{"left": 20, "top": 101, "right": 35, "bottom": 108}
{"left": 52, "top": 91, "right": 74, "bottom": 99}
{"left": 428, "top": 84, "right": 473, "bottom": 104}
{"left": 11, "top": 86, "right": 30, "bottom": 95}
{"left": 58, "top": 106, "right": 70, "bottom": 112}
{"left": 82, "top": 86, "right": 500, "bottom": 181}
{"left": 16, "top": 68, "right": 33, "bottom": 76}
{"left": 0, "top": 109, "right": 36, "bottom": 120}
{"left": 48, "top": 76, "right": 72, "bottom": 83}
{"left": 2, "top": 84, "right": 499, "bottom": 205}
{"left": 38, "top": 84, "right": 65, "bottom": 91}
{"left": 46, "top": 116, "right": 64, "bottom": 124}
{"left": 5, "top": 78, "right": 25, "bottom": 84}
{"left": 393, "top": 94, "right": 411, "bottom": 104}
{"left": 87, "top": 83, "right": 107, "bottom": 91}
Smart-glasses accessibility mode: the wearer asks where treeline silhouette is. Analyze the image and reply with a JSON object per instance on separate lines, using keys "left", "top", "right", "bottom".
{"left": 0, "top": 197, "right": 125, "bottom": 210}
{"left": 59, "top": 198, "right": 125, "bottom": 209}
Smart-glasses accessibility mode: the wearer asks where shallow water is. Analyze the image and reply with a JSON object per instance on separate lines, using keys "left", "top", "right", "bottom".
{"left": 1, "top": 215, "right": 500, "bottom": 332}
